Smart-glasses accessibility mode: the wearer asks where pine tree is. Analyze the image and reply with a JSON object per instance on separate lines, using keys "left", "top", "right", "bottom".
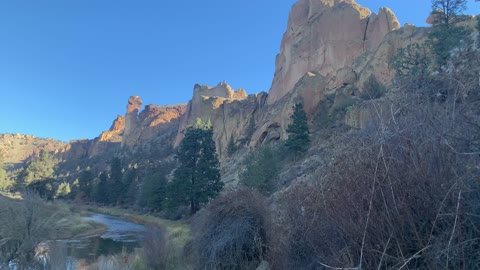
{"left": 20, "top": 151, "right": 56, "bottom": 187}
{"left": 94, "top": 172, "right": 109, "bottom": 204}
{"left": 18, "top": 151, "right": 57, "bottom": 197}
{"left": 168, "top": 119, "right": 223, "bottom": 215}
{"left": 286, "top": 103, "right": 310, "bottom": 158}
{"left": 140, "top": 164, "right": 171, "bottom": 211}
{"left": 123, "top": 167, "right": 138, "bottom": 205}
{"left": 429, "top": 0, "right": 470, "bottom": 66}
{"left": 109, "top": 157, "right": 123, "bottom": 205}
{"left": 78, "top": 167, "right": 94, "bottom": 198}
{"left": 240, "top": 145, "right": 279, "bottom": 194}
{"left": 0, "top": 162, "right": 14, "bottom": 191}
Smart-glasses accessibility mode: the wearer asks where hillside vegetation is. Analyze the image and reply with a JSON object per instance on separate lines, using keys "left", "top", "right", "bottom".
{"left": 2, "top": 0, "right": 480, "bottom": 269}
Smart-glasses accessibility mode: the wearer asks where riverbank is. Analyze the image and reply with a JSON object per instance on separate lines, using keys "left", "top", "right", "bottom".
{"left": 0, "top": 193, "right": 107, "bottom": 240}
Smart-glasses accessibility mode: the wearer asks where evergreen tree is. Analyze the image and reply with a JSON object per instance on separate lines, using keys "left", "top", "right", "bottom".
{"left": 0, "top": 162, "right": 14, "bottom": 191}
{"left": 109, "top": 157, "right": 123, "bottom": 205}
{"left": 168, "top": 119, "right": 223, "bottom": 215}
{"left": 55, "top": 181, "right": 71, "bottom": 199}
{"left": 123, "top": 167, "right": 138, "bottom": 206}
{"left": 140, "top": 165, "right": 170, "bottom": 211}
{"left": 18, "top": 151, "right": 57, "bottom": 197}
{"left": 285, "top": 103, "right": 310, "bottom": 157}
{"left": 19, "top": 151, "right": 56, "bottom": 188}
{"left": 240, "top": 145, "right": 280, "bottom": 195}
{"left": 94, "top": 172, "right": 109, "bottom": 204}
{"left": 78, "top": 167, "right": 94, "bottom": 198}
{"left": 429, "top": 0, "right": 470, "bottom": 66}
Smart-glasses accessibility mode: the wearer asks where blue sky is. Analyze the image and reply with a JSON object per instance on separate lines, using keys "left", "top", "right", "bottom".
{"left": 1, "top": 0, "right": 479, "bottom": 142}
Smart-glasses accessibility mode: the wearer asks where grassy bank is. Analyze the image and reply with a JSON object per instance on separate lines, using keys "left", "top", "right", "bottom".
{"left": 0, "top": 193, "right": 106, "bottom": 240}
{"left": 0, "top": 193, "right": 106, "bottom": 267}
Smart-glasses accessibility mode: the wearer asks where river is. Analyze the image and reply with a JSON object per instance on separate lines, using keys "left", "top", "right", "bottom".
{"left": 48, "top": 213, "right": 147, "bottom": 267}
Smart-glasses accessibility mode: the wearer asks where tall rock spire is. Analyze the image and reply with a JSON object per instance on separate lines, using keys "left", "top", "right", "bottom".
{"left": 267, "top": 0, "right": 400, "bottom": 104}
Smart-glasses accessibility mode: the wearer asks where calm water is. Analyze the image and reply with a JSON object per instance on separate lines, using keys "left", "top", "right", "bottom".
{"left": 53, "top": 213, "right": 146, "bottom": 265}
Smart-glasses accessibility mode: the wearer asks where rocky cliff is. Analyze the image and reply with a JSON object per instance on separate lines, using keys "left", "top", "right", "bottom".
{"left": 245, "top": 0, "right": 429, "bottom": 148}
{"left": 2, "top": 0, "right": 433, "bottom": 171}
{"left": 174, "top": 82, "right": 266, "bottom": 158}
{"left": 55, "top": 97, "right": 187, "bottom": 161}
{"left": 267, "top": 0, "right": 400, "bottom": 104}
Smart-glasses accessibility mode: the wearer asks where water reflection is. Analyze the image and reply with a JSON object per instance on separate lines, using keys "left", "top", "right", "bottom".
{"left": 56, "top": 213, "right": 146, "bottom": 265}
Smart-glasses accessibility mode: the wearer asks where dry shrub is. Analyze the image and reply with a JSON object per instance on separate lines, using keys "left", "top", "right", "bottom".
{"left": 142, "top": 225, "right": 168, "bottom": 269}
{"left": 0, "top": 192, "right": 67, "bottom": 268}
{"left": 191, "top": 188, "right": 270, "bottom": 270}
{"left": 271, "top": 97, "right": 480, "bottom": 269}
{"left": 37, "top": 241, "right": 74, "bottom": 270}
{"left": 88, "top": 254, "right": 139, "bottom": 270}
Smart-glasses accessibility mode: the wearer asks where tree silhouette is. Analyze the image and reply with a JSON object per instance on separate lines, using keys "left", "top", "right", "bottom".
{"left": 168, "top": 119, "right": 223, "bottom": 215}
{"left": 286, "top": 103, "right": 310, "bottom": 158}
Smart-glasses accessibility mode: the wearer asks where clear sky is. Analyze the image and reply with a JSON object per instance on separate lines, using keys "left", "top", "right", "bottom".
{"left": 1, "top": 0, "right": 479, "bottom": 142}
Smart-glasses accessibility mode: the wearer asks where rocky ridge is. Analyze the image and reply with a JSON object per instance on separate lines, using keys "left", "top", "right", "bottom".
{"left": 0, "top": 134, "right": 67, "bottom": 165}
{"left": 2, "top": 0, "right": 433, "bottom": 173}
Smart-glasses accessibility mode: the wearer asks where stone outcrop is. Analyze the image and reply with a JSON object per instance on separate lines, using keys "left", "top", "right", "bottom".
{"left": 123, "top": 96, "right": 143, "bottom": 147}
{"left": 175, "top": 82, "right": 265, "bottom": 159}
{"left": 246, "top": 0, "right": 433, "bottom": 148}
{"left": 267, "top": 0, "right": 400, "bottom": 104}
{"left": 58, "top": 97, "right": 186, "bottom": 159}
{"left": 121, "top": 95, "right": 187, "bottom": 148}
{"left": 99, "top": 115, "right": 125, "bottom": 142}
{"left": 3, "top": 0, "right": 439, "bottom": 177}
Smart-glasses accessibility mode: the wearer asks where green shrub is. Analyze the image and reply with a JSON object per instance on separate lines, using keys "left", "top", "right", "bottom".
{"left": 360, "top": 75, "right": 386, "bottom": 100}
{"left": 240, "top": 145, "right": 281, "bottom": 195}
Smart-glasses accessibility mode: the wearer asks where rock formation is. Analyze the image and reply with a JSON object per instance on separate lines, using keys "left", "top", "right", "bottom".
{"left": 174, "top": 82, "right": 265, "bottom": 159}
{"left": 57, "top": 97, "right": 186, "bottom": 160}
{"left": 2, "top": 0, "right": 438, "bottom": 174}
{"left": 267, "top": 0, "right": 400, "bottom": 104}
{"left": 123, "top": 96, "right": 143, "bottom": 147}
{"left": 99, "top": 115, "right": 125, "bottom": 142}
{"left": 244, "top": 0, "right": 433, "bottom": 148}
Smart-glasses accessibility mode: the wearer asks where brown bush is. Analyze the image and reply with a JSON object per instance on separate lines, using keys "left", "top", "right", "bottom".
{"left": 142, "top": 225, "right": 168, "bottom": 269}
{"left": 0, "top": 192, "right": 67, "bottom": 268}
{"left": 190, "top": 188, "right": 270, "bottom": 270}
{"left": 270, "top": 97, "right": 480, "bottom": 269}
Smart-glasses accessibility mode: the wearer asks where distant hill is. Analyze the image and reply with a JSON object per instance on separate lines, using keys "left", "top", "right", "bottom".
{"left": 0, "top": 133, "right": 67, "bottom": 165}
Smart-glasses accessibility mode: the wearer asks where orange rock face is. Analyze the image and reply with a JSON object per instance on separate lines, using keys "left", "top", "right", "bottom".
{"left": 98, "top": 115, "right": 125, "bottom": 142}
{"left": 267, "top": 0, "right": 400, "bottom": 104}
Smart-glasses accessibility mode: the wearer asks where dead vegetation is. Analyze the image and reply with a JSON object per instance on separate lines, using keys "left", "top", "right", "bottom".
{"left": 190, "top": 189, "right": 270, "bottom": 270}
{"left": 0, "top": 192, "right": 69, "bottom": 268}
{"left": 268, "top": 69, "right": 480, "bottom": 269}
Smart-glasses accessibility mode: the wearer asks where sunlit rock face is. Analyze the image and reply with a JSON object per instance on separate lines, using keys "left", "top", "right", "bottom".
{"left": 246, "top": 0, "right": 435, "bottom": 148}
{"left": 267, "top": 0, "right": 400, "bottom": 104}
{"left": 99, "top": 115, "right": 125, "bottom": 142}
{"left": 122, "top": 96, "right": 143, "bottom": 147}
{"left": 122, "top": 95, "right": 187, "bottom": 148}
{"left": 174, "top": 82, "right": 265, "bottom": 160}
